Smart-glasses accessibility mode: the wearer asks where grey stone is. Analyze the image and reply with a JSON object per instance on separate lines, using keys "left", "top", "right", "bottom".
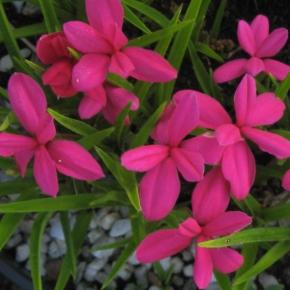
{"left": 109, "top": 219, "right": 131, "bottom": 237}
{"left": 48, "top": 240, "right": 66, "bottom": 259}
{"left": 22, "top": 2, "right": 40, "bottom": 16}
{"left": 76, "top": 262, "right": 86, "bottom": 284}
{"left": 49, "top": 219, "right": 65, "bottom": 241}
{"left": 100, "top": 212, "right": 120, "bottom": 230}
{"left": 128, "top": 253, "right": 139, "bottom": 266}
{"left": 12, "top": 1, "right": 24, "bottom": 13}
{"left": 259, "top": 273, "right": 279, "bottom": 288}
{"left": 183, "top": 264, "right": 193, "bottom": 277}
{"left": 149, "top": 287, "right": 161, "bottom": 290}
{"left": 16, "top": 244, "right": 30, "bottom": 262}
{"left": 84, "top": 260, "right": 106, "bottom": 282}
{"left": 160, "top": 257, "right": 171, "bottom": 271}
{"left": 171, "top": 257, "right": 183, "bottom": 273}
{"left": 0, "top": 55, "right": 13, "bottom": 72}
{"left": 117, "top": 264, "right": 132, "bottom": 280}
{"left": 88, "top": 229, "right": 103, "bottom": 244}
{"left": 19, "top": 219, "right": 34, "bottom": 234}
{"left": 7, "top": 233, "right": 22, "bottom": 249}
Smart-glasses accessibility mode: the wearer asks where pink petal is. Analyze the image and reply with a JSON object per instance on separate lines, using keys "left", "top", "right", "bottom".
{"left": 213, "top": 59, "right": 247, "bottom": 83}
{"left": 222, "top": 141, "right": 256, "bottom": 200}
{"left": 234, "top": 74, "right": 256, "bottom": 127}
{"left": 35, "top": 115, "right": 56, "bottom": 144}
{"left": 242, "top": 127, "right": 290, "bottom": 159}
{"left": 86, "top": 0, "right": 124, "bottom": 37}
{"left": 194, "top": 245, "right": 213, "bottom": 289}
{"left": 192, "top": 167, "right": 230, "bottom": 225}
{"left": 0, "top": 133, "right": 36, "bottom": 157}
{"left": 36, "top": 32, "right": 70, "bottom": 65}
{"left": 237, "top": 20, "right": 256, "bottom": 55}
{"left": 195, "top": 91, "right": 232, "bottom": 129}
{"left": 181, "top": 134, "right": 224, "bottom": 165}
{"left": 203, "top": 211, "right": 252, "bottom": 237}
{"left": 8, "top": 73, "right": 48, "bottom": 134}
{"left": 34, "top": 146, "right": 58, "bottom": 197}
{"left": 79, "top": 86, "right": 107, "bottom": 119}
{"left": 109, "top": 51, "right": 135, "bottom": 78}
{"left": 210, "top": 248, "right": 244, "bottom": 273}
{"left": 121, "top": 145, "right": 169, "bottom": 172}
{"left": 140, "top": 158, "right": 180, "bottom": 221}
{"left": 264, "top": 59, "right": 290, "bottom": 81}
{"left": 107, "top": 24, "right": 128, "bottom": 49}
{"left": 215, "top": 124, "right": 243, "bottom": 146}
{"left": 72, "top": 54, "right": 110, "bottom": 91}
{"left": 63, "top": 21, "right": 112, "bottom": 54}
{"left": 246, "top": 92, "right": 285, "bottom": 126}
{"left": 47, "top": 140, "right": 105, "bottom": 180}
{"left": 15, "top": 150, "right": 34, "bottom": 177}
{"left": 136, "top": 229, "right": 191, "bottom": 263}
{"left": 282, "top": 169, "right": 290, "bottom": 191}
{"left": 256, "top": 28, "right": 288, "bottom": 58}
{"left": 245, "top": 57, "right": 265, "bottom": 76}
{"left": 123, "top": 47, "right": 177, "bottom": 82}
{"left": 178, "top": 217, "right": 201, "bottom": 238}
{"left": 171, "top": 148, "right": 204, "bottom": 182}
{"left": 251, "top": 15, "right": 269, "bottom": 48}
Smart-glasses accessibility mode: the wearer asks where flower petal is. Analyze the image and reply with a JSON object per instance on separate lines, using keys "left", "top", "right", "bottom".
{"left": 79, "top": 86, "right": 107, "bottom": 119}
{"left": 181, "top": 134, "right": 224, "bottom": 165}
{"left": 245, "top": 57, "right": 265, "bottom": 76}
{"left": 35, "top": 115, "right": 56, "bottom": 144}
{"left": 0, "top": 133, "right": 36, "bottom": 157}
{"left": 222, "top": 141, "right": 256, "bottom": 200}
{"left": 282, "top": 169, "right": 290, "bottom": 191}
{"left": 242, "top": 127, "right": 290, "bottom": 159}
{"left": 47, "top": 140, "right": 105, "bottom": 180}
{"left": 72, "top": 54, "right": 110, "bottom": 91}
{"left": 36, "top": 32, "right": 70, "bottom": 65}
{"left": 63, "top": 21, "right": 112, "bottom": 54}
{"left": 8, "top": 73, "right": 48, "bottom": 134}
{"left": 136, "top": 229, "right": 191, "bottom": 263}
{"left": 203, "top": 211, "right": 252, "bottom": 237}
{"left": 109, "top": 51, "right": 135, "bottom": 78}
{"left": 195, "top": 91, "right": 231, "bottom": 129}
{"left": 256, "top": 28, "right": 288, "bottom": 58}
{"left": 171, "top": 148, "right": 204, "bottom": 182}
{"left": 234, "top": 74, "right": 256, "bottom": 127}
{"left": 140, "top": 158, "right": 180, "bottom": 221}
{"left": 264, "top": 59, "right": 290, "bottom": 81}
{"left": 178, "top": 217, "right": 201, "bottom": 238}
{"left": 237, "top": 20, "right": 256, "bottom": 55}
{"left": 215, "top": 124, "right": 243, "bottom": 146}
{"left": 86, "top": 0, "right": 124, "bottom": 36}
{"left": 251, "top": 15, "right": 269, "bottom": 48}
{"left": 15, "top": 150, "right": 34, "bottom": 177}
{"left": 121, "top": 145, "right": 169, "bottom": 172}
{"left": 123, "top": 47, "right": 177, "bottom": 82}
{"left": 210, "top": 248, "right": 244, "bottom": 274}
{"left": 192, "top": 167, "right": 230, "bottom": 225}
{"left": 194, "top": 246, "right": 213, "bottom": 290}
{"left": 34, "top": 146, "right": 58, "bottom": 197}
{"left": 213, "top": 59, "right": 247, "bottom": 83}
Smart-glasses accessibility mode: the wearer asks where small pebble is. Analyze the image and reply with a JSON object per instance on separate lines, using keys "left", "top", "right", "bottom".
{"left": 183, "top": 264, "right": 193, "bottom": 277}
{"left": 259, "top": 273, "right": 279, "bottom": 288}
{"left": 100, "top": 212, "right": 120, "bottom": 230}
{"left": 88, "top": 229, "right": 103, "bottom": 244}
{"left": 7, "top": 233, "right": 22, "bottom": 249}
{"left": 49, "top": 219, "right": 65, "bottom": 241}
{"left": 109, "top": 219, "right": 131, "bottom": 237}
{"left": 48, "top": 240, "right": 66, "bottom": 259}
{"left": 160, "top": 257, "right": 171, "bottom": 271}
{"left": 16, "top": 244, "right": 29, "bottom": 262}
{"left": 171, "top": 257, "right": 183, "bottom": 273}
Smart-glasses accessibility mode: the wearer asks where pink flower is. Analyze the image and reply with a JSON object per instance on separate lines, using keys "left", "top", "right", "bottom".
{"left": 136, "top": 166, "right": 252, "bottom": 289}
{"left": 121, "top": 91, "right": 204, "bottom": 221}
{"left": 182, "top": 75, "right": 290, "bottom": 199}
{"left": 214, "top": 15, "right": 290, "bottom": 83}
{"left": 62, "top": 0, "right": 177, "bottom": 92}
{"left": 36, "top": 32, "right": 77, "bottom": 97}
{"left": 0, "top": 73, "right": 105, "bottom": 196}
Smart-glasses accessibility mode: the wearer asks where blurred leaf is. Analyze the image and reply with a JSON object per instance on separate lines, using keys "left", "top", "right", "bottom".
{"left": 214, "top": 271, "right": 232, "bottom": 290}
{"left": 29, "top": 212, "right": 52, "bottom": 290}
{"left": 124, "top": 6, "right": 151, "bottom": 34}
{"left": 262, "top": 202, "right": 290, "bottom": 221}
{"left": 210, "top": 0, "right": 227, "bottom": 39}
{"left": 199, "top": 228, "right": 290, "bottom": 248}
{"left": 196, "top": 42, "right": 224, "bottom": 62}
{"left": 91, "top": 237, "right": 130, "bottom": 252}
{"left": 0, "top": 112, "right": 16, "bottom": 132}
{"left": 0, "top": 178, "right": 36, "bottom": 196}
{"left": 95, "top": 147, "right": 141, "bottom": 211}
{"left": 275, "top": 72, "right": 290, "bottom": 100}
{"left": 107, "top": 73, "right": 134, "bottom": 92}
{"left": 37, "top": 0, "right": 59, "bottom": 32}
{"left": 115, "top": 103, "right": 132, "bottom": 145}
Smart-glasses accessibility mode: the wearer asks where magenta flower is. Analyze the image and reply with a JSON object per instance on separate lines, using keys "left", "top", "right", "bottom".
{"left": 0, "top": 73, "right": 104, "bottom": 196}
{"left": 36, "top": 32, "right": 77, "bottom": 97}
{"left": 62, "top": 0, "right": 177, "bottom": 93}
{"left": 136, "top": 167, "right": 252, "bottom": 289}
{"left": 121, "top": 91, "right": 204, "bottom": 221}
{"left": 214, "top": 15, "right": 290, "bottom": 83}
{"left": 182, "top": 74, "right": 290, "bottom": 199}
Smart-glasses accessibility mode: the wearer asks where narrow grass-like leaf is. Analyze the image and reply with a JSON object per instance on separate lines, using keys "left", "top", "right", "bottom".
{"left": 37, "top": 0, "right": 59, "bottom": 32}
{"left": 262, "top": 202, "right": 290, "bottom": 221}
{"left": 234, "top": 242, "right": 290, "bottom": 285}
{"left": 48, "top": 108, "right": 96, "bottom": 136}
{"left": 95, "top": 147, "right": 140, "bottom": 211}
{"left": 29, "top": 212, "right": 52, "bottom": 290}
{"left": 130, "top": 102, "right": 167, "bottom": 148}
{"left": 0, "top": 86, "right": 8, "bottom": 99}
{"left": 0, "top": 178, "right": 36, "bottom": 196}
{"left": 199, "top": 228, "right": 290, "bottom": 248}
{"left": 101, "top": 240, "right": 137, "bottom": 289}
{"left": 91, "top": 237, "right": 130, "bottom": 252}
{"left": 107, "top": 73, "right": 134, "bottom": 92}
{"left": 115, "top": 103, "right": 132, "bottom": 145}
{"left": 210, "top": 0, "right": 227, "bottom": 39}
{"left": 275, "top": 72, "right": 290, "bottom": 100}
{"left": 196, "top": 42, "right": 224, "bottom": 62}
{"left": 124, "top": 6, "right": 151, "bottom": 34}
{"left": 0, "top": 112, "right": 16, "bottom": 132}
{"left": 214, "top": 271, "right": 232, "bottom": 290}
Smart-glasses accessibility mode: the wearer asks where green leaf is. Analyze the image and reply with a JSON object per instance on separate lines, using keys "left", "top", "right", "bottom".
{"left": 214, "top": 271, "right": 232, "bottom": 290}
{"left": 48, "top": 108, "right": 96, "bottom": 136}
{"left": 60, "top": 212, "right": 76, "bottom": 279}
{"left": 115, "top": 103, "right": 132, "bottom": 145}
{"left": 91, "top": 237, "right": 130, "bottom": 252}
{"left": 262, "top": 202, "right": 290, "bottom": 221}
{"left": 107, "top": 73, "right": 134, "bottom": 91}
{"left": 29, "top": 213, "right": 52, "bottom": 290}
{"left": 275, "top": 72, "right": 290, "bottom": 100}
{"left": 234, "top": 242, "right": 290, "bottom": 285}
{"left": 210, "top": 0, "right": 227, "bottom": 39}
{"left": 196, "top": 42, "right": 224, "bottom": 62}
{"left": 79, "top": 127, "right": 115, "bottom": 149}
{"left": 0, "top": 178, "right": 36, "bottom": 196}
{"left": 101, "top": 239, "right": 137, "bottom": 289}
{"left": 37, "top": 0, "right": 59, "bottom": 32}
{"left": 54, "top": 211, "right": 92, "bottom": 290}
{"left": 0, "top": 112, "right": 16, "bottom": 132}
{"left": 130, "top": 102, "right": 167, "bottom": 148}
{"left": 124, "top": 6, "right": 151, "bottom": 34}
{"left": 128, "top": 20, "right": 193, "bottom": 47}
{"left": 0, "top": 192, "right": 126, "bottom": 213}
{"left": 95, "top": 147, "right": 141, "bottom": 211}
{"left": 199, "top": 228, "right": 290, "bottom": 248}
